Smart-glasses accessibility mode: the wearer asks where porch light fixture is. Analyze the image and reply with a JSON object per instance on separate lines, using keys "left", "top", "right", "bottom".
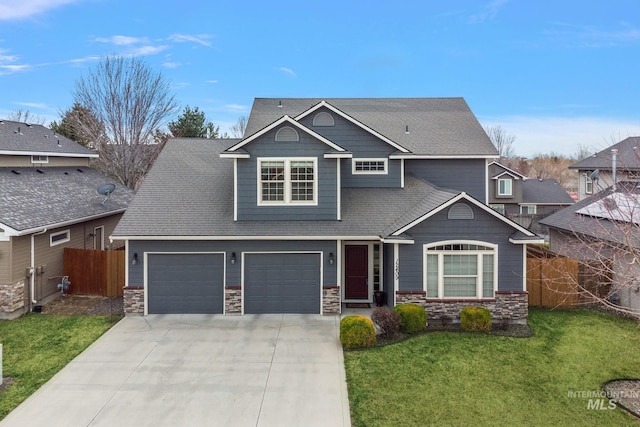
{"left": 132, "top": 252, "right": 138, "bottom": 266}
{"left": 328, "top": 252, "right": 334, "bottom": 265}
{"left": 230, "top": 252, "right": 236, "bottom": 265}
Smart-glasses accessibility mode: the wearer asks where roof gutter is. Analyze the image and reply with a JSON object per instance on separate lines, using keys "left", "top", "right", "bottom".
{"left": 1, "top": 209, "right": 127, "bottom": 237}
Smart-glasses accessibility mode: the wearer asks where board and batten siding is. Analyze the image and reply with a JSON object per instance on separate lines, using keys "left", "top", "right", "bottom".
{"left": 128, "top": 240, "right": 339, "bottom": 290}
{"left": 405, "top": 159, "right": 487, "bottom": 201}
{"left": 235, "top": 126, "right": 338, "bottom": 221}
{"left": 397, "top": 203, "right": 525, "bottom": 293}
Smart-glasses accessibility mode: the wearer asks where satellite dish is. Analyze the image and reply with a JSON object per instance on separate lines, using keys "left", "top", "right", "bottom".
{"left": 590, "top": 169, "right": 599, "bottom": 181}
{"left": 97, "top": 183, "right": 116, "bottom": 205}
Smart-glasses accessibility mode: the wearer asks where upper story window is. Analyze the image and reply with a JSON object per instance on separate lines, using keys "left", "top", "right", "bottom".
{"left": 258, "top": 158, "right": 317, "bottom": 205}
{"left": 490, "top": 204, "right": 505, "bottom": 215}
{"left": 31, "top": 155, "right": 49, "bottom": 164}
{"left": 50, "top": 229, "right": 70, "bottom": 246}
{"left": 312, "top": 112, "right": 335, "bottom": 127}
{"left": 275, "top": 126, "right": 299, "bottom": 142}
{"left": 497, "top": 178, "right": 512, "bottom": 196}
{"left": 424, "top": 241, "right": 497, "bottom": 299}
{"left": 585, "top": 173, "right": 593, "bottom": 194}
{"left": 352, "top": 158, "right": 388, "bottom": 175}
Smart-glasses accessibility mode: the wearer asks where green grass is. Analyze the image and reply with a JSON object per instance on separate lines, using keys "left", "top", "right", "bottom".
{"left": 344, "top": 308, "right": 640, "bottom": 426}
{"left": 0, "top": 314, "right": 121, "bottom": 420}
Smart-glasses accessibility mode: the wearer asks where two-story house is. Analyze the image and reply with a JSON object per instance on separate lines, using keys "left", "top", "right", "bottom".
{"left": 0, "top": 120, "right": 133, "bottom": 319}
{"left": 570, "top": 136, "right": 640, "bottom": 201}
{"left": 488, "top": 162, "right": 574, "bottom": 236}
{"left": 112, "top": 98, "right": 542, "bottom": 324}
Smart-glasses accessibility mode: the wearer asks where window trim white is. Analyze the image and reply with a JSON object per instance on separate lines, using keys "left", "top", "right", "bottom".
{"left": 31, "top": 155, "right": 49, "bottom": 164}
{"left": 257, "top": 157, "right": 318, "bottom": 206}
{"left": 520, "top": 204, "right": 537, "bottom": 215}
{"left": 423, "top": 240, "right": 498, "bottom": 299}
{"left": 585, "top": 173, "right": 593, "bottom": 194}
{"left": 352, "top": 158, "right": 388, "bottom": 175}
{"left": 497, "top": 178, "right": 513, "bottom": 196}
{"left": 50, "top": 229, "right": 70, "bottom": 246}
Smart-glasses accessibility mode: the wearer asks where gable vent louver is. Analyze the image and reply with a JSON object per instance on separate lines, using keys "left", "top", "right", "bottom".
{"left": 448, "top": 203, "right": 474, "bottom": 220}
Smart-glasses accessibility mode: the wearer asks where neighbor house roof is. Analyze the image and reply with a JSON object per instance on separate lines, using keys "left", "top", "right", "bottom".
{"left": 112, "top": 138, "right": 537, "bottom": 243}
{"left": 0, "top": 167, "right": 134, "bottom": 235}
{"left": 0, "top": 120, "right": 98, "bottom": 158}
{"left": 522, "top": 179, "right": 574, "bottom": 205}
{"left": 243, "top": 98, "right": 498, "bottom": 157}
{"left": 540, "top": 181, "right": 640, "bottom": 247}
{"left": 569, "top": 136, "right": 640, "bottom": 171}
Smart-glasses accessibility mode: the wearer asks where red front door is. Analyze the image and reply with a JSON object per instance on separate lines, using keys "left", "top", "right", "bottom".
{"left": 345, "top": 245, "right": 368, "bottom": 299}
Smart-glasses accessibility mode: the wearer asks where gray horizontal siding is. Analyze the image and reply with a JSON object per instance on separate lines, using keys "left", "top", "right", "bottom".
{"left": 396, "top": 204, "right": 524, "bottom": 293}
{"left": 236, "top": 127, "right": 338, "bottom": 221}
{"left": 128, "top": 240, "right": 338, "bottom": 289}
{"left": 405, "top": 159, "right": 487, "bottom": 201}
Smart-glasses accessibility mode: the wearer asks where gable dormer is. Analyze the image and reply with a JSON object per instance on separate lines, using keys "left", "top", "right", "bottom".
{"left": 488, "top": 162, "right": 525, "bottom": 206}
{"left": 221, "top": 116, "right": 349, "bottom": 222}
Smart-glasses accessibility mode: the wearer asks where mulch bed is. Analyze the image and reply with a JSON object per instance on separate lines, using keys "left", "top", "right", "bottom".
{"left": 40, "top": 295, "right": 124, "bottom": 316}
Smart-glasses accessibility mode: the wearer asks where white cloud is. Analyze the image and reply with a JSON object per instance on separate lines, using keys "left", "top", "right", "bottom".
{"left": 205, "top": 80, "right": 219, "bottom": 84}
{"left": 126, "top": 45, "right": 169, "bottom": 56}
{"left": 468, "top": 0, "right": 509, "bottom": 24}
{"left": 13, "top": 101, "right": 48, "bottom": 109}
{"left": 0, "top": 48, "right": 30, "bottom": 75}
{"left": 279, "top": 67, "right": 297, "bottom": 77}
{"left": 225, "top": 104, "right": 248, "bottom": 113}
{"left": 168, "top": 34, "right": 214, "bottom": 47}
{"left": 0, "top": 0, "right": 80, "bottom": 20}
{"left": 162, "top": 61, "right": 181, "bottom": 69}
{"left": 480, "top": 115, "right": 640, "bottom": 157}
{"left": 93, "top": 35, "right": 149, "bottom": 46}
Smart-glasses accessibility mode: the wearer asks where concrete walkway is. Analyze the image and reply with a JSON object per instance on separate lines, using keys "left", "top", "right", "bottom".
{"left": 1, "top": 314, "right": 351, "bottom": 427}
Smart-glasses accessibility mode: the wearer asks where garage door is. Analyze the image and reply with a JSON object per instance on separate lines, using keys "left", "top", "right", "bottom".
{"left": 244, "top": 253, "right": 321, "bottom": 314}
{"left": 147, "top": 253, "right": 224, "bottom": 314}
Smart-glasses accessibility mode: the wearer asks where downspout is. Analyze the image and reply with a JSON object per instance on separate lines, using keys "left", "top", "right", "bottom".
{"left": 30, "top": 229, "right": 47, "bottom": 305}
{"left": 611, "top": 148, "right": 618, "bottom": 191}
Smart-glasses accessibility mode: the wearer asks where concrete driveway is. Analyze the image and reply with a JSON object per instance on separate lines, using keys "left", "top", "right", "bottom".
{"left": 1, "top": 314, "right": 351, "bottom": 427}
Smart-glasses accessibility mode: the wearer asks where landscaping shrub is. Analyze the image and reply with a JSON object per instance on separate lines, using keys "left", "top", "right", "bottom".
{"left": 371, "top": 307, "right": 401, "bottom": 338}
{"left": 340, "top": 315, "right": 376, "bottom": 349}
{"left": 460, "top": 306, "right": 492, "bottom": 332}
{"left": 392, "top": 304, "right": 427, "bottom": 334}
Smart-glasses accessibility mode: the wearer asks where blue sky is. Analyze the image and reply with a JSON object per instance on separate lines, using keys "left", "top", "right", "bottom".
{"left": 1, "top": 0, "right": 639, "bottom": 157}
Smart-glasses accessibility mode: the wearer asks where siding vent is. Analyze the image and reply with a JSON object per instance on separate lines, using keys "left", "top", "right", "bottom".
{"left": 275, "top": 126, "right": 299, "bottom": 142}
{"left": 313, "top": 112, "right": 335, "bottom": 127}
{"left": 448, "top": 203, "right": 474, "bottom": 220}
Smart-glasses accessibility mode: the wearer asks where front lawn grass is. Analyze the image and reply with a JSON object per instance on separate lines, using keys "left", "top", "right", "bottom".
{"left": 344, "top": 308, "right": 640, "bottom": 426}
{"left": 0, "top": 314, "right": 121, "bottom": 420}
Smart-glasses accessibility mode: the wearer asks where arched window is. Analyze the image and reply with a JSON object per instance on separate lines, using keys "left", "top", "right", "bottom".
{"left": 424, "top": 241, "right": 497, "bottom": 299}
{"left": 312, "top": 111, "right": 335, "bottom": 127}
{"left": 448, "top": 203, "right": 474, "bottom": 220}
{"left": 275, "top": 126, "right": 299, "bottom": 142}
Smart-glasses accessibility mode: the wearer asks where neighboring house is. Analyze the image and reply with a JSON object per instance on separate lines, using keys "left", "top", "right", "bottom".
{"left": 0, "top": 120, "right": 134, "bottom": 319}
{"left": 488, "top": 162, "right": 574, "bottom": 236}
{"left": 540, "top": 181, "right": 640, "bottom": 314}
{"left": 112, "top": 98, "right": 542, "bottom": 324}
{"left": 570, "top": 136, "right": 640, "bottom": 201}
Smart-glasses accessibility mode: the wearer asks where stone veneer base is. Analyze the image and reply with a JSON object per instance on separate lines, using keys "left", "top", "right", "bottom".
{"left": 123, "top": 286, "right": 144, "bottom": 315}
{"left": 396, "top": 291, "right": 528, "bottom": 324}
{"left": 323, "top": 286, "right": 340, "bottom": 315}
{"left": 0, "top": 280, "right": 25, "bottom": 314}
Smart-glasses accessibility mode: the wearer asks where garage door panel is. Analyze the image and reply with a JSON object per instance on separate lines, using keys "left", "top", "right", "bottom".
{"left": 148, "top": 253, "right": 224, "bottom": 314}
{"left": 244, "top": 253, "right": 320, "bottom": 314}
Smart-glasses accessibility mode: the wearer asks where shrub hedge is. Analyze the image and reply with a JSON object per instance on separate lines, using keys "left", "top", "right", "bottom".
{"left": 392, "top": 304, "right": 427, "bottom": 334}
{"left": 460, "top": 306, "right": 492, "bottom": 332}
{"left": 340, "top": 315, "right": 376, "bottom": 349}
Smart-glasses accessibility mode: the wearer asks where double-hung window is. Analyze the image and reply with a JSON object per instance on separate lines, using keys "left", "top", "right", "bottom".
{"left": 258, "top": 158, "right": 317, "bottom": 205}
{"left": 425, "top": 241, "right": 497, "bottom": 299}
{"left": 497, "top": 178, "right": 512, "bottom": 196}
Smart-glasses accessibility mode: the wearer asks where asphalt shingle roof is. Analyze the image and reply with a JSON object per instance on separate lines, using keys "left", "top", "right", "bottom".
{"left": 522, "top": 179, "right": 574, "bottom": 205}
{"left": 244, "top": 98, "right": 497, "bottom": 156}
{"left": 112, "top": 138, "right": 461, "bottom": 239}
{"left": 0, "top": 167, "right": 134, "bottom": 233}
{"left": 540, "top": 181, "right": 640, "bottom": 247}
{"left": 0, "top": 120, "right": 97, "bottom": 157}
{"left": 570, "top": 136, "right": 640, "bottom": 171}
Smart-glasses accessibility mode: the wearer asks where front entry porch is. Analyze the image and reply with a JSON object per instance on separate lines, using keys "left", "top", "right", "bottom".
{"left": 342, "top": 241, "right": 384, "bottom": 305}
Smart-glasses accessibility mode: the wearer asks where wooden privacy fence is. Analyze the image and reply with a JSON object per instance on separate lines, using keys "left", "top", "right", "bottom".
{"left": 63, "top": 248, "right": 125, "bottom": 297}
{"left": 527, "top": 248, "right": 579, "bottom": 308}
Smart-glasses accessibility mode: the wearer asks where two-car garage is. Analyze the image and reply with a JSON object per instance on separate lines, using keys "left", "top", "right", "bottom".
{"left": 145, "top": 252, "right": 322, "bottom": 315}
